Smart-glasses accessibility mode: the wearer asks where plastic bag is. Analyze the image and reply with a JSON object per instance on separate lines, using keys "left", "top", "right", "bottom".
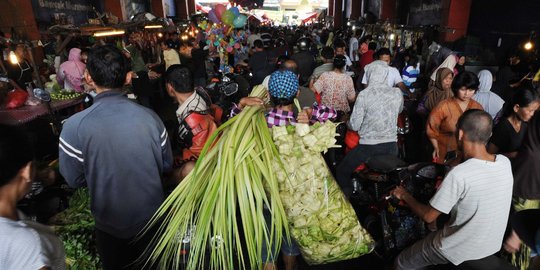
{"left": 5, "top": 89, "right": 28, "bottom": 109}
{"left": 271, "top": 122, "right": 374, "bottom": 265}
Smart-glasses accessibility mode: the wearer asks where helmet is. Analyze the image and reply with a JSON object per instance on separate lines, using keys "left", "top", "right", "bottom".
{"left": 274, "top": 37, "right": 286, "bottom": 48}
{"left": 297, "top": 37, "right": 311, "bottom": 51}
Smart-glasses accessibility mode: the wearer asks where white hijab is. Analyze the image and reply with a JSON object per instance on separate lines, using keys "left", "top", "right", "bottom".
{"left": 430, "top": 55, "right": 457, "bottom": 81}
{"left": 472, "top": 70, "right": 505, "bottom": 119}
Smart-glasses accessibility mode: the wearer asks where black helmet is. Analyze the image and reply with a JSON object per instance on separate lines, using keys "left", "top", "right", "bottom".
{"left": 274, "top": 37, "right": 286, "bottom": 48}
{"left": 297, "top": 37, "right": 311, "bottom": 51}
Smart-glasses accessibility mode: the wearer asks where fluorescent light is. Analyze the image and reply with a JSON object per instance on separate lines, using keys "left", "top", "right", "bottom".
{"left": 93, "top": 30, "right": 125, "bottom": 37}
{"left": 145, "top": 25, "right": 163, "bottom": 29}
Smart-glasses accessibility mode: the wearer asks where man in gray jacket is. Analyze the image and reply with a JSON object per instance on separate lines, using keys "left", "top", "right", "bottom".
{"left": 59, "top": 45, "right": 173, "bottom": 269}
{"left": 336, "top": 60, "right": 403, "bottom": 197}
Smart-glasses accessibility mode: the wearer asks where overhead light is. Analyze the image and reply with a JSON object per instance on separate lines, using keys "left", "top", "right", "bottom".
{"left": 157, "top": 33, "right": 163, "bottom": 38}
{"left": 9, "top": 51, "right": 18, "bottom": 64}
{"left": 524, "top": 41, "right": 533, "bottom": 50}
{"left": 145, "top": 25, "right": 163, "bottom": 29}
{"left": 93, "top": 30, "right": 125, "bottom": 37}
{"left": 389, "top": 33, "right": 395, "bottom": 40}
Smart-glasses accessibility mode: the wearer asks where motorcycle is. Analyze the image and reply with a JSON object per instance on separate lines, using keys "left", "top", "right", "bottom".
{"left": 350, "top": 155, "right": 449, "bottom": 258}
{"left": 204, "top": 67, "right": 251, "bottom": 123}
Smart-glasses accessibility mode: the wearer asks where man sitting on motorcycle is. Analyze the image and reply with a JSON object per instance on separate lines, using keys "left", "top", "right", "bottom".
{"left": 391, "top": 110, "right": 513, "bottom": 270}
{"left": 165, "top": 65, "right": 218, "bottom": 184}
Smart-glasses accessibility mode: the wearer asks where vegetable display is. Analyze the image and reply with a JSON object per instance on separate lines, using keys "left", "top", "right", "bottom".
{"left": 51, "top": 188, "right": 100, "bottom": 269}
{"left": 144, "top": 85, "right": 289, "bottom": 270}
{"left": 271, "top": 122, "right": 374, "bottom": 265}
{"left": 50, "top": 90, "right": 83, "bottom": 101}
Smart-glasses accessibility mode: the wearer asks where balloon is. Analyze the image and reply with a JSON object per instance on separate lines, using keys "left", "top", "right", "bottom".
{"left": 208, "top": 10, "right": 220, "bottom": 24}
{"left": 233, "top": 14, "right": 247, "bottom": 28}
{"left": 214, "top": 41, "right": 220, "bottom": 46}
{"left": 221, "top": 10, "right": 235, "bottom": 26}
{"left": 234, "top": 43, "right": 241, "bottom": 49}
{"left": 226, "top": 46, "right": 233, "bottom": 53}
{"left": 229, "top": 7, "right": 240, "bottom": 16}
{"left": 214, "top": 4, "right": 226, "bottom": 20}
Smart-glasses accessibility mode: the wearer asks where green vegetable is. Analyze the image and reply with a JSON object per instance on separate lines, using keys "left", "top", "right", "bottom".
{"left": 271, "top": 122, "right": 374, "bottom": 265}
{"left": 52, "top": 188, "right": 100, "bottom": 269}
{"left": 143, "top": 85, "right": 289, "bottom": 270}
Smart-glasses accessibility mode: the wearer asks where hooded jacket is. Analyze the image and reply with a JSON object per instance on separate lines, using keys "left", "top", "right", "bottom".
{"left": 472, "top": 70, "right": 504, "bottom": 119}
{"left": 349, "top": 60, "right": 403, "bottom": 144}
{"left": 57, "top": 48, "right": 86, "bottom": 92}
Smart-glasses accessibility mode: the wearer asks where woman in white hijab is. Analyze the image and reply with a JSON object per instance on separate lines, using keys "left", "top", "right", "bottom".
{"left": 473, "top": 70, "right": 505, "bottom": 119}
{"left": 429, "top": 54, "right": 458, "bottom": 82}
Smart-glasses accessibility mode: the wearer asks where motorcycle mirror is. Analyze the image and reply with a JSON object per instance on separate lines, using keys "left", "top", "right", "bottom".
{"left": 33, "top": 88, "right": 51, "bottom": 102}
{"left": 222, "top": 83, "right": 238, "bottom": 97}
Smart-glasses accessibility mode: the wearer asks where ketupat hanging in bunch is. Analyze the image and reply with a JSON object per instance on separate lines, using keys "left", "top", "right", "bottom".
{"left": 271, "top": 121, "right": 374, "bottom": 265}
{"left": 142, "top": 85, "right": 289, "bottom": 270}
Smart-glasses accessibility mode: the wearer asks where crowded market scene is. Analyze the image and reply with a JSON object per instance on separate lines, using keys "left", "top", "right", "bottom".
{"left": 1, "top": 0, "right": 540, "bottom": 269}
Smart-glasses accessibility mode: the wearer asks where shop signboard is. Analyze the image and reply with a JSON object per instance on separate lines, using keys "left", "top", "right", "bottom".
{"left": 31, "top": 0, "right": 103, "bottom": 27}
{"left": 407, "top": 0, "right": 442, "bottom": 26}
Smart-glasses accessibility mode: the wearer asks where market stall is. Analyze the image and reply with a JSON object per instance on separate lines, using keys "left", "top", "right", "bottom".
{"left": 0, "top": 96, "right": 84, "bottom": 125}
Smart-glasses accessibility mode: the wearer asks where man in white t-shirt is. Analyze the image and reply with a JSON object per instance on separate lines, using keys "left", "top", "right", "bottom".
{"left": 391, "top": 110, "right": 514, "bottom": 269}
{"left": 361, "top": 48, "right": 411, "bottom": 96}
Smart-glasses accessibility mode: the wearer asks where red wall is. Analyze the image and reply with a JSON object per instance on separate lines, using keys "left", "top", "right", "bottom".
{"left": 380, "top": 0, "right": 396, "bottom": 22}
{"left": 441, "top": 0, "right": 472, "bottom": 42}
{"left": 151, "top": 0, "right": 165, "bottom": 18}
{"left": 0, "top": 0, "right": 40, "bottom": 41}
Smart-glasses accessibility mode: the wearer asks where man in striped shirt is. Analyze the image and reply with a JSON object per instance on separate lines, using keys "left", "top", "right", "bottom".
{"left": 391, "top": 110, "right": 513, "bottom": 269}
{"left": 59, "top": 45, "right": 173, "bottom": 270}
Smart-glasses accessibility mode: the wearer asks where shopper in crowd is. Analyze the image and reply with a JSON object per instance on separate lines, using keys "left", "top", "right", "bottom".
{"left": 249, "top": 39, "right": 274, "bottom": 86}
{"left": 358, "top": 42, "right": 377, "bottom": 73}
{"left": 165, "top": 65, "right": 217, "bottom": 183}
{"left": 429, "top": 54, "right": 458, "bottom": 84}
{"left": 312, "top": 55, "right": 356, "bottom": 115}
{"left": 349, "top": 29, "right": 360, "bottom": 67}
{"left": 57, "top": 47, "right": 86, "bottom": 92}
{"left": 311, "top": 46, "right": 335, "bottom": 80}
{"left": 235, "top": 70, "right": 337, "bottom": 270}
{"left": 59, "top": 45, "right": 173, "bottom": 270}
{"left": 0, "top": 125, "right": 66, "bottom": 270}
{"left": 124, "top": 34, "right": 160, "bottom": 109}
{"left": 455, "top": 54, "right": 466, "bottom": 74}
{"left": 392, "top": 109, "right": 513, "bottom": 270}
{"left": 6, "top": 43, "right": 35, "bottom": 89}
{"left": 336, "top": 60, "right": 403, "bottom": 197}
{"left": 489, "top": 87, "right": 539, "bottom": 158}
{"left": 427, "top": 71, "right": 483, "bottom": 163}
{"left": 472, "top": 70, "right": 505, "bottom": 119}
{"left": 418, "top": 67, "right": 454, "bottom": 114}
{"left": 291, "top": 37, "right": 316, "bottom": 85}
{"left": 333, "top": 40, "right": 353, "bottom": 70}
{"left": 401, "top": 55, "right": 420, "bottom": 95}
{"left": 361, "top": 48, "right": 410, "bottom": 96}
{"left": 189, "top": 38, "right": 208, "bottom": 88}
{"left": 159, "top": 39, "right": 181, "bottom": 71}
{"left": 507, "top": 102, "right": 540, "bottom": 269}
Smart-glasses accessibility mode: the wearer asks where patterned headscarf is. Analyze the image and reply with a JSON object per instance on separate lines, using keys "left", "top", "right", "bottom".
{"left": 268, "top": 70, "right": 299, "bottom": 99}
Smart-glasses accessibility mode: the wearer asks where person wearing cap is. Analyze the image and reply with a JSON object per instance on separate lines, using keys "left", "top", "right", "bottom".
{"left": 232, "top": 70, "right": 337, "bottom": 270}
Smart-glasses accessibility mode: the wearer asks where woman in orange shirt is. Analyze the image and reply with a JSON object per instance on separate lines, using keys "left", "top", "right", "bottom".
{"left": 427, "top": 71, "right": 484, "bottom": 162}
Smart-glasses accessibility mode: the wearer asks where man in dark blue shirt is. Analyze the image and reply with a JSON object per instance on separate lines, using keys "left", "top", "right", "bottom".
{"left": 59, "top": 45, "right": 173, "bottom": 270}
